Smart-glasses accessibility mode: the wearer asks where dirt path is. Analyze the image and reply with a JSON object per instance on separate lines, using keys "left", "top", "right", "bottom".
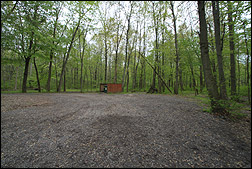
{"left": 1, "top": 93, "right": 251, "bottom": 167}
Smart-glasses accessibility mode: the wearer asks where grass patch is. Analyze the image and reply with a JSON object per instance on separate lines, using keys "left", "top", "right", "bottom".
{"left": 1, "top": 89, "right": 42, "bottom": 94}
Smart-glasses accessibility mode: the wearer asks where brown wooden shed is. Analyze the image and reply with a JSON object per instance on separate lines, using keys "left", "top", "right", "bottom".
{"left": 100, "top": 83, "right": 122, "bottom": 93}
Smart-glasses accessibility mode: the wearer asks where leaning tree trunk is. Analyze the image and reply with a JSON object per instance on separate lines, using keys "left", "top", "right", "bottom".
{"left": 34, "top": 57, "right": 41, "bottom": 92}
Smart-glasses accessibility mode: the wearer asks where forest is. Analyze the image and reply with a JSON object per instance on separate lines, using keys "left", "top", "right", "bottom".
{"left": 1, "top": 1, "right": 251, "bottom": 112}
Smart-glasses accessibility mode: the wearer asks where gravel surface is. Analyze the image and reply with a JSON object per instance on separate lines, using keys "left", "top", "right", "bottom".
{"left": 1, "top": 93, "right": 251, "bottom": 168}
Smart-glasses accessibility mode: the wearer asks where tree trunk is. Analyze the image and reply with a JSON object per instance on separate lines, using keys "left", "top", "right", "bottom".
{"left": 29, "top": 61, "right": 32, "bottom": 77}
{"left": 199, "top": 65, "right": 203, "bottom": 93}
{"left": 114, "top": 15, "right": 125, "bottom": 84}
{"left": 198, "top": 1, "right": 222, "bottom": 112}
{"left": 22, "top": 31, "right": 34, "bottom": 93}
{"left": 76, "top": 62, "right": 78, "bottom": 88}
{"left": 237, "top": 46, "right": 240, "bottom": 94}
{"left": 179, "top": 69, "right": 184, "bottom": 91}
{"left": 34, "top": 57, "right": 41, "bottom": 92}
{"left": 46, "top": 12, "right": 59, "bottom": 92}
{"left": 161, "top": 15, "right": 165, "bottom": 93}
{"left": 80, "top": 59, "right": 84, "bottom": 91}
{"left": 55, "top": 58, "right": 58, "bottom": 90}
{"left": 14, "top": 66, "right": 19, "bottom": 91}
{"left": 109, "top": 45, "right": 112, "bottom": 82}
{"left": 244, "top": 22, "right": 250, "bottom": 104}
{"left": 189, "top": 61, "right": 196, "bottom": 91}
{"left": 114, "top": 27, "right": 119, "bottom": 83}
{"left": 212, "top": 1, "right": 228, "bottom": 100}
{"left": 47, "top": 51, "right": 53, "bottom": 92}
{"left": 170, "top": 1, "right": 179, "bottom": 94}
{"left": 139, "top": 15, "right": 146, "bottom": 90}
{"left": 195, "top": 51, "right": 204, "bottom": 93}
{"left": 228, "top": 1, "right": 236, "bottom": 96}
{"left": 57, "top": 21, "right": 80, "bottom": 92}
{"left": 79, "top": 28, "right": 88, "bottom": 93}
{"left": 135, "top": 26, "right": 141, "bottom": 90}
{"left": 151, "top": 2, "right": 159, "bottom": 91}
{"left": 64, "top": 68, "right": 66, "bottom": 92}
{"left": 122, "top": 4, "right": 132, "bottom": 91}
{"left": 132, "top": 22, "right": 138, "bottom": 90}
{"left": 104, "top": 33, "right": 108, "bottom": 82}
{"left": 126, "top": 36, "right": 136, "bottom": 92}
{"left": 22, "top": 58, "right": 31, "bottom": 93}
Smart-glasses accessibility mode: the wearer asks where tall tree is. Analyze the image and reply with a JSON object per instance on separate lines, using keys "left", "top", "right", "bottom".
{"left": 212, "top": 1, "right": 228, "bottom": 100}
{"left": 228, "top": 1, "right": 236, "bottom": 96}
{"left": 150, "top": 2, "right": 159, "bottom": 92}
{"left": 198, "top": 1, "right": 223, "bottom": 112}
{"left": 57, "top": 20, "right": 80, "bottom": 92}
{"left": 113, "top": 3, "right": 125, "bottom": 83}
{"left": 80, "top": 28, "right": 88, "bottom": 92}
{"left": 122, "top": 1, "right": 133, "bottom": 91}
{"left": 243, "top": 20, "right": 251, "bottom": 104}
{"left": 46, "top": 2, "right": 63, "bottom": 92}
{"left": 16, "top": 1, "right": 51, "bottom": 93}
{"left": 170, "top": 1, "right": 179, "bottom": 94}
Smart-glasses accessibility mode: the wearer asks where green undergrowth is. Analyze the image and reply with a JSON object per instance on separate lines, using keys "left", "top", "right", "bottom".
{"left": 179, "top": 90, "right": 250, "bottom": 121}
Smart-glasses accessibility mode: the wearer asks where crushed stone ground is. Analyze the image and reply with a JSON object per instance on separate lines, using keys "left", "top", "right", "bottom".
{"left": 1, "top": 93, "right": 251, "bottom": 168}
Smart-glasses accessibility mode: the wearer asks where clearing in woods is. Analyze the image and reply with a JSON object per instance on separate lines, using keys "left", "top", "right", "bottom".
{"left": 1, "top": 93, "right": 251, "bottom": 167}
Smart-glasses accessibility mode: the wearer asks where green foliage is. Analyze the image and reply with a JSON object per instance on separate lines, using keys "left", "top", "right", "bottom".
{"left": 1, "top": 1, "right": 251, "bottom": 104}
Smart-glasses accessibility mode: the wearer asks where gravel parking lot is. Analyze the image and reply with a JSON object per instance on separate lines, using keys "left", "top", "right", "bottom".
{"left": 1, "top": 93, "right": 251, "bottom": 167}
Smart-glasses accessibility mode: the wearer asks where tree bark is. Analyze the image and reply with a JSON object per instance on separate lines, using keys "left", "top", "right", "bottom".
{"left": 46, "top": 9, "right": 59, "bottom": 92}
{"left": 212, "top": 1, "right": 228, "bottom": 100}
{"left": 104, "top": 33, "right": 108, "bottom": 82}
{"left": 80, "top": 29, "right": 87, "bottom": 92}
{"left": 22, "top": 58, "right": 31, "bottom": 93}
{"left": 151, "top": 2, "right": 159, "bottom": 91}
{"left": 208, "top": 25, "right": 218, "bottom": 83}
{"left": 114, "top": 13, "right": 125, "bottom": 84}
{"left": 139, "top": 14, "right": 146, "bottom": 90}
{"left": 244, "top": 22, "right": 251, "bottom": 104}
{"left": 132, "top": 21, "right": 138, "bottom": 90}
{"left": 135, "top": 25, "right": 141, "bottom": 90}
{"left": 161, "top": 13, "right": 166, "bottom": 92}
{"left": 55, "top": 58, "right": 58, "bottom": 90}
{"left": 170, "top": 1, "right": 179, "bottom": 94}
{"left": 33, "top": 57, "right": 41, "bottom": 92}
{"left": 64, "top": 68, "right": 66, "bottom": 92}
{"left": 126, "top": 35, "right": 136, "bottom": 92}
{"left": 122, "top": 2, "right": 133, "bottom": 91}
{"left": 14, "top": 66, "right": 19, "bottom": 91}
{"left": 22, "top": 31, "right": 34, "bottom": 93}
{"left": 228, "top": 1, "right": 236, "bottom": 96}
{"left": 57, "top": 21, "right": 80, "bottom": 92}
{"left": 198, "top": 1, "right": 221, "bottom": 110}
